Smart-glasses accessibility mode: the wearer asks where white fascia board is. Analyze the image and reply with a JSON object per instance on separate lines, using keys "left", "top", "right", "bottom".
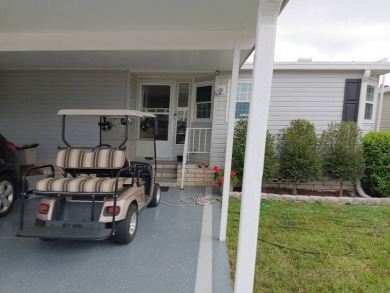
{"left": 242, "top": 62, "right": 390, "bottom": 74}
{"left": 0, "top": 31, "right": 255, "bottom": 51}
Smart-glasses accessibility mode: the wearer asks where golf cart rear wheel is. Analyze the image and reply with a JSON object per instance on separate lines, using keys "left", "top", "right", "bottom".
{"left": 113, "top": 204, "right": 138, "bottom": 244}
{"left": 148, "top": 183, "right": 160, "bottom": 208}
{"left": 0, "top": 174, "right": 16, "bottom": 218}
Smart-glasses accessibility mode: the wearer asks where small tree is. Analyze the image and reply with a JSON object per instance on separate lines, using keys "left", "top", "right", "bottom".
{"left": 277, "top": 119, "right": 321, "bottom": 195}
{"left": 320, "top": 122, "right": 365, "bottom": 196}
{"left": 232, "top": 119, "right": 276, "bottom": 181}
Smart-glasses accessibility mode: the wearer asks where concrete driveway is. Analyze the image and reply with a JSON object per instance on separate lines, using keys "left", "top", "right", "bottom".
{"left": 0, "top": 187, "right": 232, "bottom": 293}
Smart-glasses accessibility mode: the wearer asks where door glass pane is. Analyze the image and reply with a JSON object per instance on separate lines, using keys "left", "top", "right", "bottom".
{"left": 176, "top": 83, "right": 189, "bottom": 144}
{"left": 141, "top": 85, "right": 170, "bottom": 141}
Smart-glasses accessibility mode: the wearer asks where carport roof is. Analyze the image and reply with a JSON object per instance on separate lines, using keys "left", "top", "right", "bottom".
{"left": 0, "top": 0, "right": 289, "bottom": 70}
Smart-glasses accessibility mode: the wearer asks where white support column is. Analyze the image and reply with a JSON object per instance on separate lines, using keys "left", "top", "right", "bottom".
{"left": 375, "top": 75, "right": 386, "bottom": 131}
{"left": 357, "top": 70, "right": 371, "bottom": 128}
{"left": 219, "top": 36, "right": 241, "bottom": 241}
{"left": 234, "top": 0, "right": 284, "bottom": 292}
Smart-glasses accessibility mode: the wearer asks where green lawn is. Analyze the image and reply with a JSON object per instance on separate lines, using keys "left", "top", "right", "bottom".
{"left": 227, "top": 199, "right": 390, "bottom": 292}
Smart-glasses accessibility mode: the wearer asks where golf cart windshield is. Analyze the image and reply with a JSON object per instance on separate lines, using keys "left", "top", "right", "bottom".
{"left": 57, "top": 109, "right": 156, "bottom": 149}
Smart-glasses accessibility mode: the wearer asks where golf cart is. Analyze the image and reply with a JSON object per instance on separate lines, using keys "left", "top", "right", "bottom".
{"left": 16, "top": 109, "right": 160, "bottom": 244}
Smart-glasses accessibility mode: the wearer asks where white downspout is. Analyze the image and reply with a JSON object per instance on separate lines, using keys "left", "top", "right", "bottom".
{"left": 219, "top": 36, "right": 241, "bottom": 241}
{"left": 375, "top": 75, "right": 386, "bottom": 131}
{"left": 356, "top": 70, "right": 371, "bottom": 129}
{"left": 234, "top": 0, "right": 284, "bottom": 292}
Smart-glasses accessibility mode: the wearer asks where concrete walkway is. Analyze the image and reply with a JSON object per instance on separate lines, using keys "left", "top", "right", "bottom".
{"left": 0, "top": 187, "right": 232, "bottom": 293}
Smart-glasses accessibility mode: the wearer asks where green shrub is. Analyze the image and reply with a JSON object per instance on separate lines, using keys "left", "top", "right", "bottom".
{"left": 232, "top": 119, "right": 276, "bottom": 182}
{"left": 362, "top": 131, "right": 390, "bottom": 197}
{"left": 320, "top": 122, "right": 365, "bottom": 196}
{"left": 232, "top": 119, "right": 247, "bottom": 178}
{"left": 277, "top": 119, "right": 321, "bottom": 195}
{"left": 263, "top": 131, "right": 277, "bottom": 181}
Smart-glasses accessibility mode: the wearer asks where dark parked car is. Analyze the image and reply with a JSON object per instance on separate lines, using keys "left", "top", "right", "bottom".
{"left": 0, "top": 133, "right": 18, "bottom": 217}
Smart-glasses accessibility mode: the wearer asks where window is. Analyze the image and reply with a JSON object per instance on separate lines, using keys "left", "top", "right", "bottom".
{"left": 364, "top": 85, "right": 375, "bottom": 120}
{"left": 235, "top": 82, "right": 252, "bottom": 118}
{"left": 196, "top": 85, "right": 212, "bottom": 119}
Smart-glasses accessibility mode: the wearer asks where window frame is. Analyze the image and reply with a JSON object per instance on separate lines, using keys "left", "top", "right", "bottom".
{"left": 364, "top": 84, "right": 376, "bottom": 121}
{"left": 226, "top": 79, "right": 252, "bottom": 122}
{"left": 193, "top": 82, "right": 214, "bottom": 121}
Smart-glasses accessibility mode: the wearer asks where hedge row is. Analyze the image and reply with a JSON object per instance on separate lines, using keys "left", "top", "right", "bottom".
{"left": 232, "top": 119, "right": 390, "bottom": 197}
{"left": 362, "top": 131, "right": 390, "bottom": 197}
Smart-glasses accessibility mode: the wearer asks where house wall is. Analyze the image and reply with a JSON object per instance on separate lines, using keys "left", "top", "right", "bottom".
{"left": 210, "top": 70, "right": 363, "bottom": 166}
{"left": 0, "top": 70, "right": 128, "bottom": 162}
{"left": 0, "top": 70, "right": 216, "bottom": 164}
{"left": 210, "top": 75, "right": 229, "bottom": 167}
{"left": 380, "top": 91, "right": 390, "bottom": 131}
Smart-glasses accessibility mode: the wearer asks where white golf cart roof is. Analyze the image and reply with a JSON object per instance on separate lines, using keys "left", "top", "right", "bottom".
{"left": 57, "top": 109, "right": 155, "bottom": 118}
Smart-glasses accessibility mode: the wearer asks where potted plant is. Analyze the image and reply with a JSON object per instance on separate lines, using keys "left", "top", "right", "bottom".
{"left": 16, "top": 143, "right": 39, "bottom": 166}
{"left": 212, "top": 166, "right": 239, "bottom": 194}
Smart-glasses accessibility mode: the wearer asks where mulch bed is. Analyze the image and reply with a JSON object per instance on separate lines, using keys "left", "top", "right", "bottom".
{"left": 233, "top": 186, "right": 349, "bottom": 197}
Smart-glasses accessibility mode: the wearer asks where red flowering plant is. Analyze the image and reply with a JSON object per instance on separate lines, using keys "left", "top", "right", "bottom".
{"left": 212, "top": 166, "right": 240, "bottom": 186}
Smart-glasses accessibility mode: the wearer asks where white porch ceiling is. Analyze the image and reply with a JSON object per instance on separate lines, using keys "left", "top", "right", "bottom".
{"left": 0, "top": 0, "right": 291, "bottom": 70}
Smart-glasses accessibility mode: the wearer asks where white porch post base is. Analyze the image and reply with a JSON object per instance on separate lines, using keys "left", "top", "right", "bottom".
{"left": 234, "top": 0, "right": 285, "bottom": 292}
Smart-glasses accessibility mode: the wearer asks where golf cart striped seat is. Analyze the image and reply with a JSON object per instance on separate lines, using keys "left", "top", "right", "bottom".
{"left": 35, "top": 148, "right": 128, "bottom": 193}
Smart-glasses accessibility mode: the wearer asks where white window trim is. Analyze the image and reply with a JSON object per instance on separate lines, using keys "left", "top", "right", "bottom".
{"left": 226, "top": 79, "right": 252, "bottom": 122}
{"left": 192, "top": 81, "right": 214, "bottom": 122}
{"left": 364, "top": 84, "right": 377, "bottom": 122}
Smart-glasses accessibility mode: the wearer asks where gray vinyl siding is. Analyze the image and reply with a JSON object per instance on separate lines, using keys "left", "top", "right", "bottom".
{"left": 380, "top": 92, "right": 390, "bottom": 131}
{"left": 210, "top": 76, "right": 229, "bottom": 166}
{"left": 210, "top": 70, "right": 362, "bottom": 166}
{"left": 0, "top": 70, "right": 127, "bottom": 162}
{"left": 268, "top": 71, "right": 362, "bottom": 134}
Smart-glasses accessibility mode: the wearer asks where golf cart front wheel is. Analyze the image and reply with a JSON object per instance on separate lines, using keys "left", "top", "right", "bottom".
{"left": 113, "top": 204, "right": 138, "bottom": 244}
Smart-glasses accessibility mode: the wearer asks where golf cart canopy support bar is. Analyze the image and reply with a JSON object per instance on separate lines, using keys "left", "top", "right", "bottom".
{"left": 58, "top": 109, "right": 156, "bottom": 149}
{"left": 57, "top": 109, "right": 155, "bottom": 118}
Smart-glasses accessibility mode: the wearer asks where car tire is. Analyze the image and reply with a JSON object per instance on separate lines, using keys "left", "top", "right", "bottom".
{"left": 0, "top": 174, "right": 17, "bottom": 218}
{"left": 148, "top": 183, "right": 160, "bottom": 208}
{"left": 113, "top": 204, "right": 138, "bottom": 244}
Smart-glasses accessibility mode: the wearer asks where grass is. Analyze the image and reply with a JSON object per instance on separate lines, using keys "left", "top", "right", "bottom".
{"left": 226, "top": 199, "right": 390, "bottom": 292}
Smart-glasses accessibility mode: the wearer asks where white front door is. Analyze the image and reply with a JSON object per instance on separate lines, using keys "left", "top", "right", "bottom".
{"left": 137, "top": 84, "right": 173, "bottom": 158}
